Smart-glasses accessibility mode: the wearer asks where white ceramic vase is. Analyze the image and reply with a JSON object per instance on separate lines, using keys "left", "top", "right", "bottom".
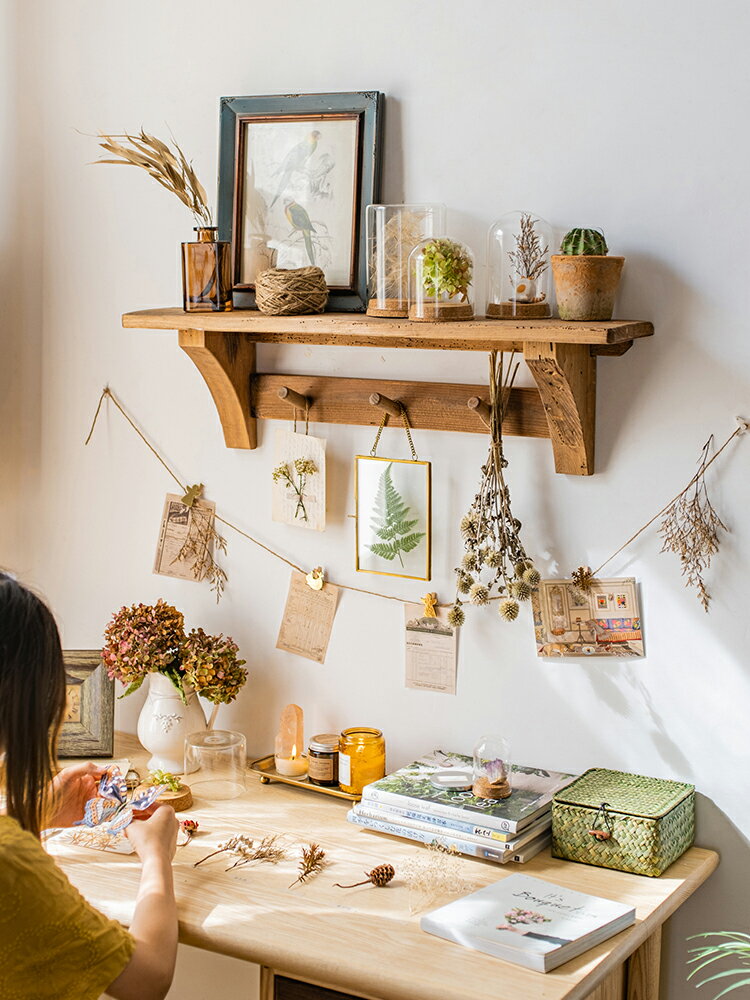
{"left": 136, "top": 672, "right": 207, "bottom": 773}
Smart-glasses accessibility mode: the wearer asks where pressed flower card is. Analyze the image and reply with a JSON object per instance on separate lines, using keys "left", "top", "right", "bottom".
{"left": 272, "top": 429, "right": 326, "bottom": 531}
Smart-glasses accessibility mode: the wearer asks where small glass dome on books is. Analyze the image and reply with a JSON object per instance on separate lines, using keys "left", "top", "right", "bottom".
{"left": 408, "top": 237, "right": 474, "bottom": 322}
{"left": 366, "top": 204, "right": 445, "bottom": 317}
{"left": 472, "top": 734, "right": 512, "bottom": 800}
{"left": 486, "top": 212, "right": 553, "bottom": 319}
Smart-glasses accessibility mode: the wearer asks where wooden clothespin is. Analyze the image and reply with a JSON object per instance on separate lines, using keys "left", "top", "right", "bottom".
{"left": 181, "top": 483, "right": 204, "bottom": 508}
{"left": 421, "top": 593, "right": 438, "bottom": 618}
{"left": 305, "top": 567, "right": 325, "bottom": 591}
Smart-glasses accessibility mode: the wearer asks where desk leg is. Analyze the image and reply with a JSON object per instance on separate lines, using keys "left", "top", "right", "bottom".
{"left": 626, "top": 928, "right": 662, "bottom": 1000}
{"left": 260, "top": 966, "right": 274, "bottom": 1000}
{"left": 588, "top": 964, "right": 625, "bottom": 1000}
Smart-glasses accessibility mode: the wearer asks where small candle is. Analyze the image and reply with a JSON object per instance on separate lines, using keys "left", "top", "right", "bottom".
{"left": 275, "top": 744, "right": 309, "bottom": 777}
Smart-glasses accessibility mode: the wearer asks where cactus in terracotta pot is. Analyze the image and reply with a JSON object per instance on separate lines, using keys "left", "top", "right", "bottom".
{"left": 551, "top": 227, "right": 624, "bottom": 321}
{"left": 560, "top": 228, "right": 609, "bottom": 256}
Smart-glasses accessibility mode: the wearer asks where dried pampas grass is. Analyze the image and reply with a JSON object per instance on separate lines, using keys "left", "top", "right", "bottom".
{"left": 95, "top": 129, "right": 212, "bottom": 226}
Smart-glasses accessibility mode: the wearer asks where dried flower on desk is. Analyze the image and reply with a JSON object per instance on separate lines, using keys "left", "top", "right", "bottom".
{"left": 289, "top": 842, "right": 327, "bottom": 888}
{"left": 272, "top": 458, "right": 318, "bottom": 522}
{"left": 401, "top": 842, "right": 471, "bottom": 914}
{"left": 451, "top": 352, "right": 538, "bottom": 627}
{"left": 659, "top": 436, "right": 727, "bottom": 612}
{"left": 194, "top": 834, "right": 286, "bottom": 870}
{"left": 178, "top": 819, "right": 199, "bottom": 846}
{"left": 225, "top": 835, "right": 286, "bottom": 871}
{"left": 335, "top": 863, "right": 395, "bottom": 889}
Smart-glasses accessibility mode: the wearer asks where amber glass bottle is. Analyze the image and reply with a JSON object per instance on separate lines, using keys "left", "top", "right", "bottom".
{"left": 338, "top": 728, "right": 386, "bottom": 795}
{"left": 181, "top": 226, "right": 232, "bottom": 312}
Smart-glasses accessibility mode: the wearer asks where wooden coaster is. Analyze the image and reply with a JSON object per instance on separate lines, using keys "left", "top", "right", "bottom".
{"left": 486, "top": 301, "right": 551, "bottom": 319}
{"left": 138, "top": 782, "right": 193, "bottom": 811}
{"left": 408, "top": 302, "right": 474, "bottom": 322}
{"left": 367, "top": 298, "right": 408, "bottom": 318}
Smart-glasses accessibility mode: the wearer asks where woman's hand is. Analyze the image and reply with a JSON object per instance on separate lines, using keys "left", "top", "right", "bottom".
{"left": 48, "top": 762, "right": 105, "bottom": 827}
{"left": 126, "top": 804, "right": 179, "bottom": 863}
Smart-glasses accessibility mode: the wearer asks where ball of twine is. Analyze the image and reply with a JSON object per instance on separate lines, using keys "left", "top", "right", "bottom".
{"left": 255, "top": 266, "right": 328, "bottom": 315}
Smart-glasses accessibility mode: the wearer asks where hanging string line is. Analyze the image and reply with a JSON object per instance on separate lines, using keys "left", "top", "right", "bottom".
{"left": 85, "top": 387, "right": 435, "bottom": 606}
{"left": 590, "top": 420, "right": 746, "bottom": 577}
{"left": 86, "top": 387, "right": 746, "bottom": 604}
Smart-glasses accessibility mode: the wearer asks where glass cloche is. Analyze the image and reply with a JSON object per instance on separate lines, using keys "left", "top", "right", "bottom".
{"left": 486, "top": 212, "right": 552, "bottom": 319}
{"left": 472, "top": 734, "right": 512, "bottom": 799}
{"left": 366, "top": 204, "right": 445, "bottom": 317}
{"left": 408, "top": 237, "right": 474, "bottom": 322}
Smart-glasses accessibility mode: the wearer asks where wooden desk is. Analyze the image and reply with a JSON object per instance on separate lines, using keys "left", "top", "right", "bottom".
{"left": 52, "top": 736, "right": 717, "bottom": 1000}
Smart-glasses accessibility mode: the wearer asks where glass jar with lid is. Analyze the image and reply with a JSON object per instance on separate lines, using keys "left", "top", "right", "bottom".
{"left": 338, "top": 727, "right": 386, "bottom": 795}
{"left": 307, "top": 733, "right": 340, "bottom": 787}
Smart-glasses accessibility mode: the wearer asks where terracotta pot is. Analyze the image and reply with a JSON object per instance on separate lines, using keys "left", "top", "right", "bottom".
{"left": 551, "top": 255, "right": 625, "bottom": 321}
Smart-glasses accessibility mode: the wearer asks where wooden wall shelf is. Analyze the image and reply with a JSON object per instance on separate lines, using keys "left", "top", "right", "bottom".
{"left": 122, "top": 308, "right": 654, "bottom": 475}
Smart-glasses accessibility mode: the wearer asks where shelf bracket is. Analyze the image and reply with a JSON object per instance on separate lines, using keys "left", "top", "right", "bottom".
{"left": 523, "top": 341, "right": 596, "bottom": 475}
{"left": 178, "top": 329, "right": 257, "bottom": 449}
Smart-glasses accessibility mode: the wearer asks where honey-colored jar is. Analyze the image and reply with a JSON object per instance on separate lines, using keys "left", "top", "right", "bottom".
{"left": 307, "top": 734, "right": 340, "bottom": 787}
{"left": 338, "top": 727, "right": 385, "bottom": 795}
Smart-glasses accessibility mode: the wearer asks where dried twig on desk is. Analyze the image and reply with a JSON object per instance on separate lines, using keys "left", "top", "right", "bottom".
{"left": 194, "top": 834, "right": 286, "bottom": 870}
{"left": 289, "top": 842, "right": 327, "bottom": 888}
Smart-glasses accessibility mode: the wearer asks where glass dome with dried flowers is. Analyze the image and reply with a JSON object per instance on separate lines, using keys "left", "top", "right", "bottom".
{"left": 95, "top": 129, "right": 231, "bottom": 313}
{"left": 408, "top": 237, "right": 474, "bottom": 322}
{"left": 102, "top": 599, "right": 247, "bottom": 771}
{"left": 366, "top": 204, "right": 445, "bottom": 317}
{"left": 486, "top": 212, "right": 552, "bottom": 319}
{"left": 473, "top": 735, "right": 512, "bottom": 800}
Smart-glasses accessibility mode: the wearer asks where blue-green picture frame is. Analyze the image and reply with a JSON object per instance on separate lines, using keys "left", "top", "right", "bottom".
{"left": 218, "top": 91, "right": 384, "bottom": 311}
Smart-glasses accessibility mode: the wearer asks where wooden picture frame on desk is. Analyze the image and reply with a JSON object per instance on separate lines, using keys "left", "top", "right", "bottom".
{"left": 218, "top": 92, "right": 384, "bottom": 311}
{"left": 58, "top": 650, "right": 114, "bottom": 758}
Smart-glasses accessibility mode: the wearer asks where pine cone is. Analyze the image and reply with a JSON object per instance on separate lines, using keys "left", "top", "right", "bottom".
{"left": 368, "top": 864, "right": 395, "bottom": 886}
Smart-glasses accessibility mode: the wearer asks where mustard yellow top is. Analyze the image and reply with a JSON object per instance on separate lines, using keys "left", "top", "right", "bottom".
{"left": 0, "top": 816, "right": 135, "bottom": 1000}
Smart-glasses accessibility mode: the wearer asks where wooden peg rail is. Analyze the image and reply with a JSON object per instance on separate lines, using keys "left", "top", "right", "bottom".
{"left": 122, "top": 309, "right": 654, "bottom": 475}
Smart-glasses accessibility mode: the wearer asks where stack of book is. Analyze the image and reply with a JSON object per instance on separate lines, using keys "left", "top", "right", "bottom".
{"left": 348, "top": 751, "right": 575, "bottom": 865}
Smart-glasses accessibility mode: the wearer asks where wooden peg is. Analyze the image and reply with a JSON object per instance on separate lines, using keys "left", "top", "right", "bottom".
{"left": 369, "top": 392, "right": 403, "bottom": 419}
{"left": 277, "top": 386, "right": 310, "bottom": 411}
{"left": 467, "top": 396, "right": 491, "bottom": 425}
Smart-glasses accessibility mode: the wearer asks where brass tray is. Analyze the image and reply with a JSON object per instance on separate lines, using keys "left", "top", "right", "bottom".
{"left": 249, "top": 754, "right": 361, "bottom": 802}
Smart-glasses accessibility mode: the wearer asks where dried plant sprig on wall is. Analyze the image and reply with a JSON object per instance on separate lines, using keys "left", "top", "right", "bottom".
{"left": 176, "top": 505, "right": 228, "bottom": 601}
{"left": 95, "top": 130, "right": 212, "bottom": 226}
{"left": 659, "top": 437, "right": 727, "bottom": 611}
{"left": 507, "top": 213, "right": 549, "bottom": 283}
{"left": 450, "top": 351, "right": 539, "bottom": 626}
{"left": 289, "top": 842, "right": 327, "bottom": 888}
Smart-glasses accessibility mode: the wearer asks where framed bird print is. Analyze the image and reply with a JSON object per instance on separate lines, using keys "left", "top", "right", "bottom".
{"left": 218, "top": 92, "right": 384, "bottom": 310}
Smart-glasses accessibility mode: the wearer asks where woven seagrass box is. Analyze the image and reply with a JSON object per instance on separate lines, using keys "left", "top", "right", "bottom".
{"left": 552, "top": 768, "right": 695, "bottom": 877}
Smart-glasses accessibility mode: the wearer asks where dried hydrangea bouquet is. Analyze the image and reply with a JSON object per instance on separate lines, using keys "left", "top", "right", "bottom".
{"left": 449, "top": 352, "right": 539, "bottom": 627}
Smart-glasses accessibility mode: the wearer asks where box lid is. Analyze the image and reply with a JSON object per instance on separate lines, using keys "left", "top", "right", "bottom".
{"left": 553, "top": 768, "right": 694, "bottom": 819}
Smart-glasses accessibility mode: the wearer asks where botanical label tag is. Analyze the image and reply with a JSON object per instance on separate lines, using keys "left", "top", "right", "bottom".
{"left": 404, "top": 602, "right": 457, "bottom": 694}
{"left": 272, "top": 429, "right": 326, "bottom": 532}
{"left": 276, "top": 570, "right": 339, "bottom": 664}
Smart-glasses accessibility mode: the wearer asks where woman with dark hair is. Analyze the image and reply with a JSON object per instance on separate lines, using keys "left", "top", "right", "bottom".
{"left": 0, "top": 573, "right": 180, "bottom": 1000}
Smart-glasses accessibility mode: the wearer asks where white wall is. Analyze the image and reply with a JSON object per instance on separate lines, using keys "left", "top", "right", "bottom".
{"left": 3, "top": 2, "right": 749, "bottom": 997}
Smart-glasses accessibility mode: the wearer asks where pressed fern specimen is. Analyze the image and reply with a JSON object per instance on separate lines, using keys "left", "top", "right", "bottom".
{"left": 368, "top": 463, "right": 425, "bottom": 567}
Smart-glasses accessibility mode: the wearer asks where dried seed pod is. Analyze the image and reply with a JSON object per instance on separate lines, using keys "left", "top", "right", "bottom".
{"left": 509, "top": 581, "right": 532, "bottom": 601}
{"left": 457, "top": 574, "right": 473, "bottom": 594}
{"left": 523, "top": 566, "right": 541, "bottom": 587}
{"left": 447, "top": 604, "right": 465, "bottom": 628}
{"left": 484, "top": 549, "right": 501, "bottom": 568}
{"left": 469, "top": 584, "right": 490, "bottom": 606}
{"left": 335, "top": 863, "right": 395, "bottom": 889}
{"left": 462, "top": 552, "right": 477, "bottom": 571}
{"left": 499, "top": 599, "right": 520, "bottom": 622}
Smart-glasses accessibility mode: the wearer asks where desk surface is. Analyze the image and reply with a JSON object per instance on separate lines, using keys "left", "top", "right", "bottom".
{"left": 52, "top": 735, "right": 718, "bottom": 1000}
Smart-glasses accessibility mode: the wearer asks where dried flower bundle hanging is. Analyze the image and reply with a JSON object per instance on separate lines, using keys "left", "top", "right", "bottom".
{"left": 289, "top": 842, "right": 327, "bottom": 888}
{"left": 659, "top": 437, "right": 727, "bottom": 611}
{"left": 450, "top": 352, "right": 538, "bottom": 627}
{"left": 94, "top": 130, "right": 212, "bottom": 226}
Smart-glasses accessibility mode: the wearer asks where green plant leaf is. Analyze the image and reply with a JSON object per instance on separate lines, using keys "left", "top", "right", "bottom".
{"left": 119, "top": 676, "right": 145, "bottom": 699}
{"left": 163, "top": 668, "right": 187, "bottom": 703}
{"left": 367, "top": 463, "right": 426, "bottom": 568}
